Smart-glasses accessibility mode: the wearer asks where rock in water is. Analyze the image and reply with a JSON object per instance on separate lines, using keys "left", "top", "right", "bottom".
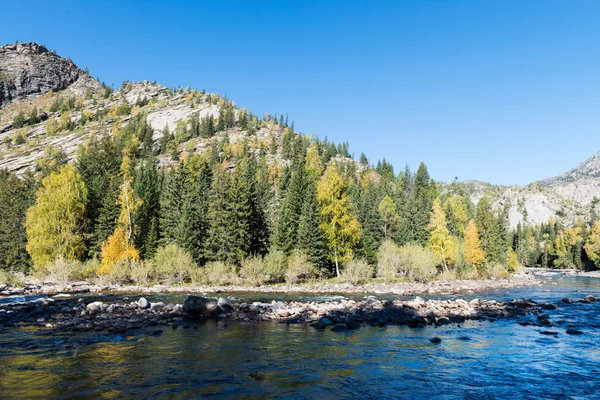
{"left": 137, "top": 297, "right": 149, "bottom": 309}
{"left": 566, "top": 328, "right": 584, "bottom": 335}
{"left": 429, "top": 337, "right": 442, "bottom": 343}
{"left": 217, "top": 298, "right": 234, "bottom": 312}
{"left": 183, "top": 296, "right": 221, "bottom": 315}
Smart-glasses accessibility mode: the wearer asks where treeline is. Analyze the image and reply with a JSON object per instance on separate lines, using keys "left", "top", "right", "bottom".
{"left": 512, "top": 216, "right": 600, "bottom": 270}
{"left": 1, "top": 111, "right": 525, "bottom": 286}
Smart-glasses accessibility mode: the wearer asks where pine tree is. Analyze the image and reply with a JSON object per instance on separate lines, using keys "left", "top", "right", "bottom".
{"left": 76, "top": 135, "right": 123, "bottom": 256}
{"left": 355, "top": 179, "right": 383, "bottom": 264}
{"left": 206, "top": 161, "right": 252, "bottom": 264}
{"left": 464, "top": 220, "right": 485, "bottom": 273}
{"left": 25, "top": 164, "right": 88, "bottom": 267}
{"left": 476, "top": 196, "right": 504, "bottom": 264}
{"left": 297, "top": 180, "right": 328, "bottom": 269}
{"left": 133, "top": 156, "right": 161, "bottom": 258}
{"left": 0, "top": 170, "right": 36, "bottom": 272}
{"left": 428, "top": 197, "right": 454, "bottom": 273}
{"left": 272, "top": 157, "right": 307, "bottom": 254}
{"left": 244, "top": 146, "right": 270, "bottom": 256}
{"left": 413, "top": 162, "right": 432, "bottom": 245}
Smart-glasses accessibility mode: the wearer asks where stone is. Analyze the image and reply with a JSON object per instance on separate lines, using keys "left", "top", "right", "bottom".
{"left": 585, "top": 295, "right": 597, "bottom": 302}
{"left": 137, "top": 298, "right": 149, "bottom": 309}
{"left": 217, "top": 298, "right": 234, "bottom": 312}
{"left": 345, "top": 320, "right": 361, "bottom": 331}
{"left": 429, "top": 337, "right": 442, "bottom": 343}
{"left": 539, "top": 331, "right": 558, "bottom": 335}
{"left": 182, "top": 295, "right": 221, "bottom": 315}
{"left": 331, "top": 324, "right": 348, "bottom": 332}
{"left": 86, "top": 301, "right": 103, "bottom": 313}
{"left": 150, "top": 302, "right": 165, "bottom": 311}
{"left": 566, "top": 328, "right": 584, "bottom": 335}
{"left": 562, "top": 298, "right": 574, "bottom": 304}
{"left": 320, "top": 317, "right": 334, "bottom": 326}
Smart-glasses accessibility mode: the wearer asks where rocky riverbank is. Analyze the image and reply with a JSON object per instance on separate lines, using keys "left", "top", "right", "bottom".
{"left": 0, "top": 272, "right": 540, "bottom": 298}
{"left": 0, "top": 290, "right": 594, "bottom": 336}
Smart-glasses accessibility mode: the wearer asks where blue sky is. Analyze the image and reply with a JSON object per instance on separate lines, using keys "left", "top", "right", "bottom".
{"left": 2, "top": 1, "right": 600, "bottom": 185}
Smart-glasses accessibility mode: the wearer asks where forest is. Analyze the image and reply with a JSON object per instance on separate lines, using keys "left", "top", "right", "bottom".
{"left": 1, "top": 87, "right": 599, "bottom": 287}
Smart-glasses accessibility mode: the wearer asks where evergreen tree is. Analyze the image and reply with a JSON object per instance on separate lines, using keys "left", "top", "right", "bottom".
{"left": 206, "top": 161, "right": 252, "bottom": 264}
{"left": 272, "top": 156, "right": 307, "bottom": 254}
{"left": 0, "top": 171, "right": 36, "bottom": 272}
{"left": 133, "top": 157, "right": 161, "bottom": 258}
{"left": 297, "top": 180, "right": 328, "bottom": 269}
{"left": 244, "top": 146, "right": 270, "bottom": 256}
{"left": 355, "top": 180, "right": 383, "bottom": 264}
{"left": 476, "top": 197, "right": 504, "bottom": 264}
{"left": 412, "top": 162, "right": 432, "bottom": 245}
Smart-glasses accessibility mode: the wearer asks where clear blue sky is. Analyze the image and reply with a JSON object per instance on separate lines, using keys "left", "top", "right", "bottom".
{"left": 3, "top": 0, "right": 600, "bottom": 185}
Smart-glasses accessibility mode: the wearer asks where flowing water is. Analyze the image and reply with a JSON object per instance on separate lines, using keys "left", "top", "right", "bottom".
{"left": 1, "top": 275, "right": 599, "bottom": 399}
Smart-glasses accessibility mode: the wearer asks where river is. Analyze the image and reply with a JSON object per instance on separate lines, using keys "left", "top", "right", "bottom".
{"left": 0, "top": 274, "right": 599, "bottom": 399}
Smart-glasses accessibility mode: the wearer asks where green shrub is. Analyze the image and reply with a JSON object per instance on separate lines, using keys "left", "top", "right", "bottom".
{"left": 285, "top": 250, "right": 319, "bottom": 284}
{"left": 12, "top": 111, "right": 26, "bottom": 128}
{"left": 0, "top": 270, "right": 25, "bottom": 287}
{"left": 483, "top": 262, "right": 510, "bottom": 279}
{"left": 397, "top": 243, "right": 439, "bottom": 282}
{"left": 203, "top": 261, "right": 238, "bottom": 285}
{"left": 376, "top": 239, "right": 401, "bottom": 282}
{"left": 105, "top": 262, "right": 132, "bottom": 285}
{"left": 239, "top": 255, "right": 269, "bottom": 286}
{"left": 39, "top": 257, "right": 87, "bottom": 283}
{"left": 130, "top": 260, "right": 154, "bottom": 286}
{"left": 341, "top": 259, "right": 373, "bottom": 285}
{"left": 12, "top": 131, "right": 26, "bottom": 145}
{"left": 153, "top": 244, "right": 197, "bottom": 285}
{"left": 262, "top": 249, "right": 287, "bottom": 283}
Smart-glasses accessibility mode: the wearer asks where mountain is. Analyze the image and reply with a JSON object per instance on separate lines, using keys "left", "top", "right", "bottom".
{"left": 0, "top": 42, "right": 100, "bottom": 106}
{"left": 0, "top": 42, "right": 598, "bottom": 230}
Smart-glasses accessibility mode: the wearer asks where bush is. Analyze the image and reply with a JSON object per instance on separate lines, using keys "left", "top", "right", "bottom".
{"left": 262, "top": 249, "right": 287, "bottom": 283}
{"left": 483, "top": 262, "right": 510, "bottom": 279}
{"left": 239, "top": 255, "right": 269, "bottom": 286}
{"left": 0, "top": 270, "right": 25, "bottom": 287}
{"left": 12, "top": 131, "right": 26, "bottom": 145}
{"left": 130, "top": 260, "right": 154, "bottom": 286}
{"left": 285, "top": 250, "right": 319, "bottom": 284}
{"left": 397, "top": 243, "right": 439, "bottom": 282}
{"left": 153, "top": 244, "right": 197, "bottom": 285}
{"left": 12, "top": 111, "right": 26, "bottom": 128}
{"left": 41, "top": 257, "right": 83, "bottom": 283}
{"left": 203, "top": 261, "right": 238, "bottom": 285}
{"left": 341, "top": 259, "right": 373, "bottom": 285}
{"left": 376, "top": 239, "right": 401, "bottom": 282}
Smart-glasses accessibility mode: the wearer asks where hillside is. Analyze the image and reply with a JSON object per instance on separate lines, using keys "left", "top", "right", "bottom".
{"left": 1, "top": 42, "right": 599, "bottom": 232}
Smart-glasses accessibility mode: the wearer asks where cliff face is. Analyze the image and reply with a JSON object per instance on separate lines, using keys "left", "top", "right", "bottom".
{"left": 0, "top": 42, "right": 100, "bottom": 106}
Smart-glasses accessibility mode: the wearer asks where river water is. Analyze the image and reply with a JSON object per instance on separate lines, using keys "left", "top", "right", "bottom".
{"left": 1, "top": 275, "right": 599, "bottom": 399}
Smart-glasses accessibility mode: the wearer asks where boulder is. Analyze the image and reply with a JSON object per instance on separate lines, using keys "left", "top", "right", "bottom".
{"left": 137, "top": 297, "right": 149, "bottom": 309}
{"left": 86, "top": 301, "right": 103, "bottom": 313}
{"left": 183, "top": 295, "right": 221, "bottom": 315}
{"left": 566, "top": 328, "right": 584, "bottom": 335}
{"left": 585, "top": 295, "right": 597, "bottom": 302}
{"left": 217, "top": 298, "right": 234, "bottom": 312}
{"left": 429, "top": 337, "right": 442, "bottom": 344}
{"left": 150, "top": 302, "right": 165, "bottom": 311}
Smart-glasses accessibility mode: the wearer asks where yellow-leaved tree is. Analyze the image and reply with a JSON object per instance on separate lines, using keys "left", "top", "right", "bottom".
{"left": 585, "top": 219, "right": 600, "bottom": 268}
{"left": 317, "top": 163, "right": 361, "bottom": 277}
{"left": 25, "top": 164, "right": 87, "bottom": 268}
{"left": 464, "top": 219, "right": 485, "bottom": 274}
{"left": 427, "top": 197, "right": 454, "bottom": 273}
{"left": 99, "top": 152, "right": 142, "bottom": 275}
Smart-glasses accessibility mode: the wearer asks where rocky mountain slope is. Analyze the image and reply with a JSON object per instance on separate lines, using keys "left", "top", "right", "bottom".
{"left": 0, "top": 42, "right": 100, "bottom": 106}
{"left": 0, "top": 42, "right": 598, "bottom": 230}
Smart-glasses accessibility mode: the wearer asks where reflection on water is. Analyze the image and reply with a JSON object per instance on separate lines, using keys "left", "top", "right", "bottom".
{"left": 0, "top": 276, "right": 599, "bottom": 399}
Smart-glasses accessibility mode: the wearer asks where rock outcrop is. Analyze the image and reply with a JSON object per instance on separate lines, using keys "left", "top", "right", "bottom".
{"left": 0, "top": 42, "right": 100, "bottom": 106}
